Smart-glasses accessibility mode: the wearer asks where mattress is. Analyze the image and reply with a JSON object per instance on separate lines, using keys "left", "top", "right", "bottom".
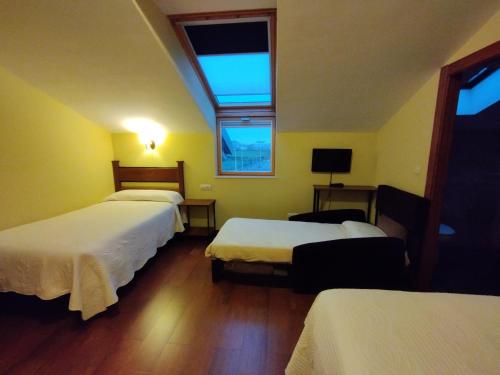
{"left": 286, "top": 289, "right": 500, "bottom": 375}
{"left": 0, "top": 201, "right": 184, "bottom": 320}
{"left": 205, "top": 218, "right": 384, "bottom": 263}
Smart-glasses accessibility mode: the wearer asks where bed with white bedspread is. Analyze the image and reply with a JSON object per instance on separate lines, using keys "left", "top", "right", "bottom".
{"left": 205, "top": 218, "right": 386, "bottom": 263}
{"left": 286, "top": 289, "right": 500, "bottom": 375}
{"left": 0, "top": 197, "right": 184, "bottom": 320}
{"left": 0, "top": 160, "right": 187, "bottom": 319}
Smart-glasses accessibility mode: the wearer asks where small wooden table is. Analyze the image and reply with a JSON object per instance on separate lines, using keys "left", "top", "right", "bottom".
{"left": 313, "top": 185, "right": 377, "bottom": 219}
{"left": 179, "top": 199, "right": 216, "bottom": 236}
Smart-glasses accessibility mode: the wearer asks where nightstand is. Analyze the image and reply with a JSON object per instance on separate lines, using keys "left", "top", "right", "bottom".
{"left": 179, "top": 199, "right": 216, "bottom": 236}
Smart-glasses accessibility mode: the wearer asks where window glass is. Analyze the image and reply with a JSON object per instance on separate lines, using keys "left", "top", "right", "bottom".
{"left": 198, "top": 53, "right": 271, "bottom": 106}
{"left": 218, "top": 118, "right": 274, "bottom": 175}
{"left": 176, "top": 17, "right": 274, "bottom": 108}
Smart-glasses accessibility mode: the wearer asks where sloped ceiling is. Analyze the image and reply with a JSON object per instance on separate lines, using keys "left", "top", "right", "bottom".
{"left": 154, "top": 0, "right": 276, "bottom": 14}
{"left": 0, "top": 0, "right": 499, "bottom": 133}
{"left": 275, "top": 0, "right": 500, "bottom": 131}
{"left": 0, "top": 0, "right": 213, "bottom": 133}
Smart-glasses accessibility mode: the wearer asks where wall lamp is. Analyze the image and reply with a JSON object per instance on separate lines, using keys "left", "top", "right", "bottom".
{"left": 123, "top": 118, "right": 167, "bottom": 152}
{"left": 145, "top": 140, "right": 156, "bottom": 150}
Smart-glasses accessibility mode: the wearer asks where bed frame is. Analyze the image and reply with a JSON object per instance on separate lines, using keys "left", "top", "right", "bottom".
{"left": 111, "top": 160, "right": 185, "bottom": 197}
{"left": 211, "top": 184, "right": 429, "bottom": 291}
{"left": 375, "top": 184, "right": 429, "bottom": 286}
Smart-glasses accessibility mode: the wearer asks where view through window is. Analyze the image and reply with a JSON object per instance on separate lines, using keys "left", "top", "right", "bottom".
{"left": 218, "top": 118, "right": 274, "bottom": 175}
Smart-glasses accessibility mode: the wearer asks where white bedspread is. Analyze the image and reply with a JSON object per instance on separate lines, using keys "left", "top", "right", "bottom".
{"left": 286, "top": 289, "right": 500, "bottom": 375}
{"left": 0, "top": 201, "right": 184, "bottom": 320}
{"left": 205, "top": 218, "right": 368, "bottom": 263}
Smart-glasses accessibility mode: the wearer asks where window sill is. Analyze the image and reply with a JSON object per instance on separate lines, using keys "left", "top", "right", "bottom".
{"left": 215, "top": 175, "right": 277, "bottom": 179}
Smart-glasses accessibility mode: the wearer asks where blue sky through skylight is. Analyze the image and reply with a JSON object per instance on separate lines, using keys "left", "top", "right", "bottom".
{"left": 457, "top": 68, "right": 500, "bottom": 115}
{"left": 198, "top": 53, "right": 271, "bottom": 106}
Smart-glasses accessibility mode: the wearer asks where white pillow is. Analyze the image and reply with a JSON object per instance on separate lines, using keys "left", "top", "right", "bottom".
{"left": 342, "top": 220, "right": 387, "bottom": 238}
{"left": 104, "top": 189, "right": 184, "bottom": 204}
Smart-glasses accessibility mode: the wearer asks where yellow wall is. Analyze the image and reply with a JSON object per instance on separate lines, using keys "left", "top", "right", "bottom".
{"left": 376, "top": 10, "right": 500, "bottom": 195}
{"left": 112, "top": 131, "right": 377, "bottom": 227}
{"left": 0, "top": 66, "right": 114, "bottom": 230}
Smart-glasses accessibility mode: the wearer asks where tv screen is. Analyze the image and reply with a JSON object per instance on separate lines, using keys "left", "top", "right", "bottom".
{"left": 311, "top": 148, "right": 352, "bottom": 173}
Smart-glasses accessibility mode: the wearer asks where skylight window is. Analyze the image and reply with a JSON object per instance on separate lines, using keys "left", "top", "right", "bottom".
{"left": 170, "top": 10, "right": 277, "bottom": 177}
{"left": 457, "top": 67, "right": 500, "bottom": 115}
{"left": 170, "top": 11, "right": 276, "bottom": 110}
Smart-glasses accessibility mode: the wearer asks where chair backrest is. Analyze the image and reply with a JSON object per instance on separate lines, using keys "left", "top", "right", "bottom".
{"left": 292, "top": 237, "right": 407, "bottom": 293}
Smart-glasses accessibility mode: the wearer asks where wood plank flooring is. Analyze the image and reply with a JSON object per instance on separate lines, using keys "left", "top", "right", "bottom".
{"left": 0, "top": 236, "right": 315, "bottom": 375}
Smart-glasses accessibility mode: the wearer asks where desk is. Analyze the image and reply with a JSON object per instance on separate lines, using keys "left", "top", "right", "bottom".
{"left": 179, "top": 199, "right": 216, "bottom": 236}
{"left": 313, "top": 185, "right": 377, "bottom": 219}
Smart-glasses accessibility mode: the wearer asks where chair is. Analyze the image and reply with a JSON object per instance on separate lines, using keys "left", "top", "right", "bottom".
{"left": 289, "top": 209, "right": 407, "bottom": 293}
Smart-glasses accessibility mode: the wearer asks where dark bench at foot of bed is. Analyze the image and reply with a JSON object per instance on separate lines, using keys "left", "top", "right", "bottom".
{"left": 211, "top": 236, "right": 408, "bottom": 293}
{"left": 291, "top": 237, "right": 408, "bottom": 293}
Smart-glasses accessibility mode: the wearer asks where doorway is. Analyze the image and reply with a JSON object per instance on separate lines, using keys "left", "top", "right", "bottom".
{"left": 419, "top": 41, "right": 500, "bottom": 291}
{"left": 433, "top": 60, "right": 500, "bottom": 295}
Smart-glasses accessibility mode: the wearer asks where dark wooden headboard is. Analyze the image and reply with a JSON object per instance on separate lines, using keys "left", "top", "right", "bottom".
{"left": 111, "top": 160, "right": 185, "bottom": 198}
{"left": 375, "top": 185, "right": 429, "bottom": 284}
{"left": 376, "top": 185, "right": 428, "bottom": 233}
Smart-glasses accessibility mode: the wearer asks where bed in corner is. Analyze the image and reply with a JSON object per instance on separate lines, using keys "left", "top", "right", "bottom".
{"left": 286, "top": 289, "right": 500, "bottom": 375}
{"left": 206, "top": 185, "right": 429, "bottom": 292}
{"left": 0, "top": 160, "right": 185, "bottom": 320}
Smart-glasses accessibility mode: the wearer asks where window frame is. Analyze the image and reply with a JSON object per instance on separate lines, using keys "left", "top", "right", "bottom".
{"left": 216, "top": 115, "right": 276, "bottom": 177}
{"left": 169, "top": 9, "right": 277, "bottom": 111}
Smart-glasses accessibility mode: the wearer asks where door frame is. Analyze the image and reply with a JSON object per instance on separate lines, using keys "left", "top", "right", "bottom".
{"left": 418, "top": 41, "right": 500, "bottom": 290}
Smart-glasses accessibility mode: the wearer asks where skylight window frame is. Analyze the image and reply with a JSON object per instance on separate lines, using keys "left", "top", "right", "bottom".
{"left": 169, "top": 9, "right": 277, "bottom": 112}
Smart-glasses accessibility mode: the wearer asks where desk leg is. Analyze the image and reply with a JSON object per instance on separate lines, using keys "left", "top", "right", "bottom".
{"left": 213, "top": 202, "right": 216, "bottom": 233}
{"left": 367, "top": 191, "right": 374, "bottom": 223}
{"left": 314, "top": 190, "right": 320, "bottom": 212}
{"left": 206, "top": 206, "right": 210, "bottom": 235}
{"left": 186, "top": 206, "right": 191, "bottom": 228}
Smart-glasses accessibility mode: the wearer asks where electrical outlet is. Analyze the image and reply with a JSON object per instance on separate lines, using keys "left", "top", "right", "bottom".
{"left": 200, "top": 184, "right": 212, "bottom": 191}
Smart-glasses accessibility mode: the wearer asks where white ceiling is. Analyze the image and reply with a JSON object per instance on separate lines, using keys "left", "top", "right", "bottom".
{"left": 0, "top": 0, "right": 498, "bottom": 133}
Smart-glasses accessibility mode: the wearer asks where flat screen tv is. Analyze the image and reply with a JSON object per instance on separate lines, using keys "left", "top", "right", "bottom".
{"left": 311, "top": 148, "right": 352, "bottom": 173}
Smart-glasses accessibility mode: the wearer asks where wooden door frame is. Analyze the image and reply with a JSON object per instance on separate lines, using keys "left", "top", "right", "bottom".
{"left": 418, "top": 41, "right": 500, "bottom": 290}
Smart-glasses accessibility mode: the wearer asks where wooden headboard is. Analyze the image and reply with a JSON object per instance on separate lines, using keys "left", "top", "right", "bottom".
{"left": 111, "top": 160, "right": 185, "bottom": 197}
{"left": 375, "top": 185, "right": 429, "bottom": 283}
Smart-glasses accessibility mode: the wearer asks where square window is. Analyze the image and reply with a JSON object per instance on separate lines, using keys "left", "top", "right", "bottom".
{"left": 217, "top": 117, "right": 275, "bottom": 176}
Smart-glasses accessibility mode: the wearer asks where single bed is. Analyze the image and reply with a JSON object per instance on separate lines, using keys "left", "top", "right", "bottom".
{"left": 205, "top": 217, "right": 373, "bottom": 264}
{"left": 0, "top": 160, "right": 185, "bottom": 320}
{"left": 286, "top": 289, "right": 500, "bottom": 375}
{"left": 206, "top": 185, "right": 429, "bottom": 290}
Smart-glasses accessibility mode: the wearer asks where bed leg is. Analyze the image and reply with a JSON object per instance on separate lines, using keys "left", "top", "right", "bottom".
{"left": 211, "top": 259, "right": 224, "bottom": 283}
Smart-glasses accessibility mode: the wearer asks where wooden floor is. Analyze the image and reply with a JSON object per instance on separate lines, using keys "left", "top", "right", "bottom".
{"left": 0, "top": 236, "right": 315, "bottom": 375}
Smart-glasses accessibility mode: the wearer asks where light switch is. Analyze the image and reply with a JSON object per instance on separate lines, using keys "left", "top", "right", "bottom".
{"left": 200, "top": 184, "right": 212, "bottom": 191}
